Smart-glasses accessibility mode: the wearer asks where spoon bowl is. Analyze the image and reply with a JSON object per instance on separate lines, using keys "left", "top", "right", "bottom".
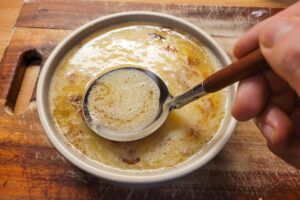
{"left": 83, "top": 67, "right": 171, "bottom": 141}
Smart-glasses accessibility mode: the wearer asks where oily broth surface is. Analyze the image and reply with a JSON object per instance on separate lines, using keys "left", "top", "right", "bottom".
{"left": 49, "top": 23, "right": 226, "bottom": 170}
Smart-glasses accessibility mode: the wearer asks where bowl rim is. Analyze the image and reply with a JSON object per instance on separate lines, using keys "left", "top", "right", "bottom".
{"left": 37, "top": 11, "right": 237, "bottom": 184}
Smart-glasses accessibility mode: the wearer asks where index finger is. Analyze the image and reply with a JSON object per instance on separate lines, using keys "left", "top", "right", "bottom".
{"left": 233, "top": 1, "right": 300, "bottom": 58}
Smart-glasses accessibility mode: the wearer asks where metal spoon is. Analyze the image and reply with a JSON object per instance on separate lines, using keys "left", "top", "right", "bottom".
{"left": 83, "top": 49, "right": 268, "bottom": 141}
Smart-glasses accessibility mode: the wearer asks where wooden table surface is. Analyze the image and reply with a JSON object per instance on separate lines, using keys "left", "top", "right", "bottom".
{"left": 0, "top": 0, "right": 297, "bottom": 64}
{"left": 0, "top": 0, "right": 299, "bottom": 199}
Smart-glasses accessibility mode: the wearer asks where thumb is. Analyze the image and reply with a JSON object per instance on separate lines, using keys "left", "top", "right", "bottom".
{"left": 259, "top": 17, "right": 300, "bottom": 96}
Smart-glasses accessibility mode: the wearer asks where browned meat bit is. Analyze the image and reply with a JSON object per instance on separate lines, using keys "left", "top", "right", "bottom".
{"left": 189, "top": 128, "right": 199, "bottom": 138}
{"left": 159, "top": 25, "right": 174, "bottom": 32}
{"left": 165, "top": 45, "right": 178, "bottom": 53}
{"left": 120, "top": 148, "right": 140, "bottom": 165}
{"left": 67, "top": 94, "right": 83, "bottom": 114}
{"left": 67, "top": 94, "right": 82, "bottom": 105}
{"left": 121, "top": 157, "right": 140, "bottom": 165}
{"left": 187, "top": 56, "right": 201, "bottom": 66}
{"left": 149, "top": 32, "right": 165, "bottom": 40}
{"left": 67, "top": 73, "right": 76, "bottom": 84}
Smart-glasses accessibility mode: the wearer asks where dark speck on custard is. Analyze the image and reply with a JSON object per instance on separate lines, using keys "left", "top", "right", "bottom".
{"left": 148, "top": 32, "right": 165, "bottom": 40}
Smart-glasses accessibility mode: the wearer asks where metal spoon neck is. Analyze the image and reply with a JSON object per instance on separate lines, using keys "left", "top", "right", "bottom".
{"left": 167, "top": 82, "right": 208, "bottom": 110}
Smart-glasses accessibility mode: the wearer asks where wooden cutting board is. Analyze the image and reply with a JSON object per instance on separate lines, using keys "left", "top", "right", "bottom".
{"left": 1, "top": 1, "right": 299, "bottom": 199}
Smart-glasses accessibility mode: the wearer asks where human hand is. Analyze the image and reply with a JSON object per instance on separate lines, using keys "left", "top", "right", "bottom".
{"left": 231, "top": 2, "right": 300, "bottom": 168}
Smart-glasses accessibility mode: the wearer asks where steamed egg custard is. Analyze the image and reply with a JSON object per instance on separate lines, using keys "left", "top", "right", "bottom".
{"left": 49, "top": 23, "right": 227, "bottom": 171}
{"left": 87, "top": 68, "right": 160, "bottom": 133}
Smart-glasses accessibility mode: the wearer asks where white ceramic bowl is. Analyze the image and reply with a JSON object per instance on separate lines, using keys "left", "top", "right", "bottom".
{"left": 37, "top": 11, "right": 237, "bottom": 185}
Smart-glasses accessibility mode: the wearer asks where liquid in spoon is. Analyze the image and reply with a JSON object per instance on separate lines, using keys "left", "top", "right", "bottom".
{"left": 87, "top": 68, "right": 161, "bottom": 133}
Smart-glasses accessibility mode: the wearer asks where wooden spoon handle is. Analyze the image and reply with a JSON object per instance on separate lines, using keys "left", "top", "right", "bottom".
{"left": 203, "top": 49, "right": 269, "bottom": 93}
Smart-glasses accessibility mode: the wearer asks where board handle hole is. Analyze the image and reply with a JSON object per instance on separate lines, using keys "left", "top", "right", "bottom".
{"left": 5, "top": 49, "right": 42, "bottom": 115}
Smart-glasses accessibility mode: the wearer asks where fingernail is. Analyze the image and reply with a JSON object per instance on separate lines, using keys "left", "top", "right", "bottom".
{"left": 256, "top": 121, "right": 275, "bottom": 143}
{"left": 260, "top": 18, "right": 295, "bottom": 49}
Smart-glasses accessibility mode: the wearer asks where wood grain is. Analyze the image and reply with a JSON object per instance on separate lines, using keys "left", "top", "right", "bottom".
{"left": 0, "top": 1, "right": 300, "bottom": 199}
{"left": 98, "top": 0, "right": 298, "bottom": 7}
{"left": 0, "top": 0, "right": 23, "bottom": 61}
{"left": 16, "top": 1, "right": 282, "bottom": 37}
{"left": 0, "top": 0, "right": 297, "bottom": 59}
{"left": 26, "top": 0, "right": 299, "bottom": 8}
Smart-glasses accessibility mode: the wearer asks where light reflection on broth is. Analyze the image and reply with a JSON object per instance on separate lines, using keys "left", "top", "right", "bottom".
{"left": 49, "top": 23, "right": 226, "bottom": 170}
